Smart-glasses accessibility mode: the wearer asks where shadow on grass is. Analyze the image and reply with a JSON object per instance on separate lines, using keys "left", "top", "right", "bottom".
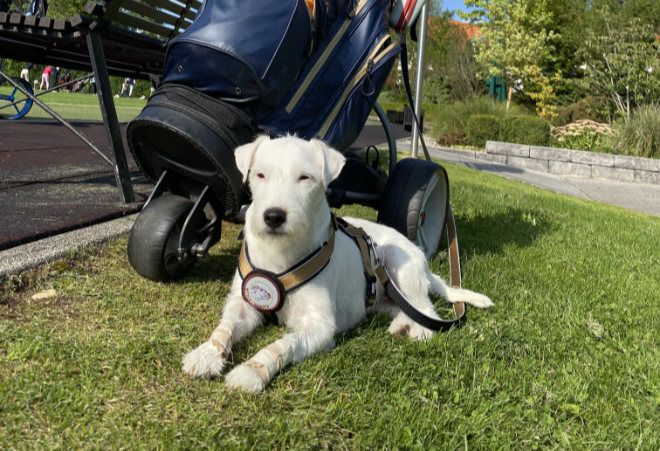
{"left": 178, "top": 247, "right": 242, "bottom": 284}
{"left": 456, "top": 207, "right": 554, "bottom": 257}
{"left": 165, "top": 207, "right": 551, "bottom": 285}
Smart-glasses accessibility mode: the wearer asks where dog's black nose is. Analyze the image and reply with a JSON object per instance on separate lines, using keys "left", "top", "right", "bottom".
{"left": 263, "top": 208, "right": 286, "bottom": 229}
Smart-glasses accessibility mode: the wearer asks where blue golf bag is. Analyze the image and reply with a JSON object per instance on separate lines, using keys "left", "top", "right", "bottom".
{"left": 126, "top": 0, "right": 449, "bottom": 284}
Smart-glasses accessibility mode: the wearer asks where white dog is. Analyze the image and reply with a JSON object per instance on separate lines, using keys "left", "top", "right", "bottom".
{"left": 182, "top": 135, "right": 493, "bottom": 392}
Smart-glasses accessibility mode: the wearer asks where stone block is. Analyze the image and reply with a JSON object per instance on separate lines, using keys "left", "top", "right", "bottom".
{"left": 592, "top": 165, "right": 635, "bottom": 182}
{"left": 476, "top": 152, "right": 507, "bottom": 164}
{"left": 530, "top": 146, "right": 573, "bottom": 162}
{"left": 635, "top": 170, "right": 660, "bottom": 185}
{"left": 548, "top": 160, "right": 592, "bottom": 177}
{"left": 486, "top": 141, "right": 530, "bottom": 157}
{"left": 614, "top": 155, "right": 660, "bottom": 172}
{"left": 507, "top": 155, "right": 548, "bottom": 172}
{"left": 571, "top": 150, "right": 615, "bottom": 167}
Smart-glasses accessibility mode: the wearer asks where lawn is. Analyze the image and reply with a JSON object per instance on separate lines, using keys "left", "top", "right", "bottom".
{"left": 0, "top": 87, "right": 146, "bottom": 122}
{"left": 1, "top": 160, "right": 659, "bottom": 448}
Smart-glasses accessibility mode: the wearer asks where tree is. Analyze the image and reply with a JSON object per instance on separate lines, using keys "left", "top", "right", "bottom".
{"left": 389, "top": 7, "right": 484, "bottom": 103}
{"left": 578, "top": 10, "right": 660, "bottom": 122}
{"left": 420, "top": 14, "right": 483, "bottom": 102}
{"left": 525, "top": 65, "right": 562, "bottom": 122}
{"left": 460, "top": 0, "right": 558, "bottom": 109}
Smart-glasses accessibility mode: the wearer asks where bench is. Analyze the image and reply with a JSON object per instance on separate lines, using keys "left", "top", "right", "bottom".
{"left": 0, "top": 0, "right": 203, "bottom": 203}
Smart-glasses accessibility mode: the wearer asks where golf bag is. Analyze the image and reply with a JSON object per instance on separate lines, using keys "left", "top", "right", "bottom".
{"left": 128, "top": 0, "right": 400, "bottom": 216}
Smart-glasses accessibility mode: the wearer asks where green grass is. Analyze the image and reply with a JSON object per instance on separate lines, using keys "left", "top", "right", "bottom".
{"left": 1, "top": 162, "right": 660, "bottom": 447}
{"left": 0, "top": 87, "right": 146, "bottom": 122}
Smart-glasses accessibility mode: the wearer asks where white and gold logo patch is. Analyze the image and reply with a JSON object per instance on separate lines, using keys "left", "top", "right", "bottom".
{"left": 242, "top": 272, "right": 283, "bottom": 312}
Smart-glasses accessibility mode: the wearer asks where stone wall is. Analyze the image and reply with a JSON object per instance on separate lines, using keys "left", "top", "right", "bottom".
{"left": 480, "top": 141, "right": 660, "bottom": 185}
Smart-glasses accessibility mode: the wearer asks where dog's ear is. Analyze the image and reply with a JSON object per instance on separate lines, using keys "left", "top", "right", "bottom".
{"left": 234, "top": 135, "right": 270, "bottom": 181}
{"left": 313, "top": 139, "right": 346, "bottom": 187}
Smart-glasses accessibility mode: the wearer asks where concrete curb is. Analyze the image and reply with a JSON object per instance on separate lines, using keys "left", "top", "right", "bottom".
{"left": 485, "top": 141, "right": 660, "bottom": 184}
{"left": 0, "top": 214, "right": 136, "bottom": 279}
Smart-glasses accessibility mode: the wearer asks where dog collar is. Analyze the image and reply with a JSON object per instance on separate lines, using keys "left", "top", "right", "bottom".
{"left": 238, "top": 219, "right": 336, "bottom": 312}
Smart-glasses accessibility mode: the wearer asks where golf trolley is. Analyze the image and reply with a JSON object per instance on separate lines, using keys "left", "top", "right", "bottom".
{"left": 126, "top": 0, "right": 449, "bottom": 282}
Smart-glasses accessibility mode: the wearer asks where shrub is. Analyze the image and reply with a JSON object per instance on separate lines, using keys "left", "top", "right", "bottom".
{"left": 554, "top": 96, "right": 611, "bottom": 126}
{"left": 429, "top": 96, "right": 516, "bottom": 146}
{"left": 612, "top": 105, "right": 660, "bottom": 159}
{"left": 499, "top": 115, "right": 551, "bottom": 146}
{"left": 436, "top": 131, "right": 466, "bottom": 147}
{"left": 466, "top": 114, "right": 500, "bottom": 147}
{"left": 551, "top": 120, "right": 613, "bottom": 152}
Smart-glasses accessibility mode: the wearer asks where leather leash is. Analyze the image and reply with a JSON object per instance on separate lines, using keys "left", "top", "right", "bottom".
{"left": 398, "top": 33, "right": 466, "bottom": 326}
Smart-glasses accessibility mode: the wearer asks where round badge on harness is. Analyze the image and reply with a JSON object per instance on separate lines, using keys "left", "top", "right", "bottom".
{"left": 242, "top": 271, "right": 285, "bottom": 312}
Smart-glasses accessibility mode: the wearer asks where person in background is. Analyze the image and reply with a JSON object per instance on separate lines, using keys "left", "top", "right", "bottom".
{"left": 20, "top": 63, "right": 32, "bottom": 82}
{"left": 51, "top": 66, "right": 60, "bottom": 89}
{"left": 119, "top": 77, "right": 131, "bottom": 97}
{"left": 39, "top": 65, "right": 52, "bottom": 90}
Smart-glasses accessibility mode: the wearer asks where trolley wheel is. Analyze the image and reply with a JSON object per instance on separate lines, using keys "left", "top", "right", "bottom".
{"left": 128, "top": 195, "right": 198, "bottom": 281}
{"left": 378, "top": 159, "right": 450, "bottom": 259}
{"left": 0, "top": 77, "right": 33, "bottom": 120}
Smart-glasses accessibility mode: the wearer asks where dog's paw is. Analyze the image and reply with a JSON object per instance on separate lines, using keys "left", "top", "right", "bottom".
{"left": 447, "top": 289, "right": 494, "bottom": 309}
{"left": 182, "top": 340, "right": 226, "bottom": 378}
{"left": 466, "top": 293, "right": 494, "bottom": 309}
{"left": 225, "top": 362, "right": 266, "bottom": 393}
{"left": 388, "top": 313, "right": 435, "bottom": 341}
{"left": 407, "top": 322, "right": 435, "bottom": 341}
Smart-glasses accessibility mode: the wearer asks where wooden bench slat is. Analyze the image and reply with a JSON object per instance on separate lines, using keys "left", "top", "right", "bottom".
{"left": 113, "top": 11, "right": 179, "bottom": 39}
{"left": 37, "top": 16, "right": 52, "bottom": 29}
{"left": 84, "top": 1, "right": 106, "bottom": 16}
{"left": 9, "top": 12, "right": 22, "bottom": 25}
{"left": 24, "top": 15, "right": 38, "bottom": 27}
{"left": 122, "top": 0, "right": 184, "bottom": 31}
{"left": 53, "top": 18, "right": 67, "bottom": 31}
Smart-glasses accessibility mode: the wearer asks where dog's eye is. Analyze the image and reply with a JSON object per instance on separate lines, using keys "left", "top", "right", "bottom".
{"left": 298, "top": 174, "right": 311, "bottom": 182}
{"left": 255, "top": 172, "right": 266, "bottom": 180}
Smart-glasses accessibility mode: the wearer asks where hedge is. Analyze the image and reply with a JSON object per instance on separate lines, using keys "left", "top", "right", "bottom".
{"left": 499, "top": 115, "right": 551, "bottom": 146}
{"left": 466, "top": 114, "right": 500, "bottom": 147}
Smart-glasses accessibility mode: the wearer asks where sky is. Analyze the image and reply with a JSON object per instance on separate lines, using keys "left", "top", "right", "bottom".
{"left": 439, "top": 0, "right": 476, "bottom": 20}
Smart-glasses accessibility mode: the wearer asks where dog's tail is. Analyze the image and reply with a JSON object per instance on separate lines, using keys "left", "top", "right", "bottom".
{"left": 428, "top": 273, "right": 494, "bottom": 308}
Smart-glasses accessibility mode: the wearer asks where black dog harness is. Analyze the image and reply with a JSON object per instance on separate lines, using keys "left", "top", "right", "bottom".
{"left": 238, "top": 215, "right": 465, "bottom": 331}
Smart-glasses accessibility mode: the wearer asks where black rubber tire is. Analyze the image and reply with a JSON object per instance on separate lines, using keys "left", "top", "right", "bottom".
{"left": 377, "top": 159, "right": 449, "bottom": 259}
{"left": 128, "top": 195, "right": 197, "bottom": 281}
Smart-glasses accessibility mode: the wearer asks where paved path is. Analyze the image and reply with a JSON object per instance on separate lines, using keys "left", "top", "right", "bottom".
{"left": 402, "top": 142, "right": 660, "bottom": 217}
{"left": 0, "top": 120, "right": 153, "bottom": 250}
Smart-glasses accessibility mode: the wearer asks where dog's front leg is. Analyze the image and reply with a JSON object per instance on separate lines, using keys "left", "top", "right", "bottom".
{"left": 182, "top": 283, "right": 263, "bottom": 378}
{"left": 225, "top": 309, "right": 336, "bottom": 393}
